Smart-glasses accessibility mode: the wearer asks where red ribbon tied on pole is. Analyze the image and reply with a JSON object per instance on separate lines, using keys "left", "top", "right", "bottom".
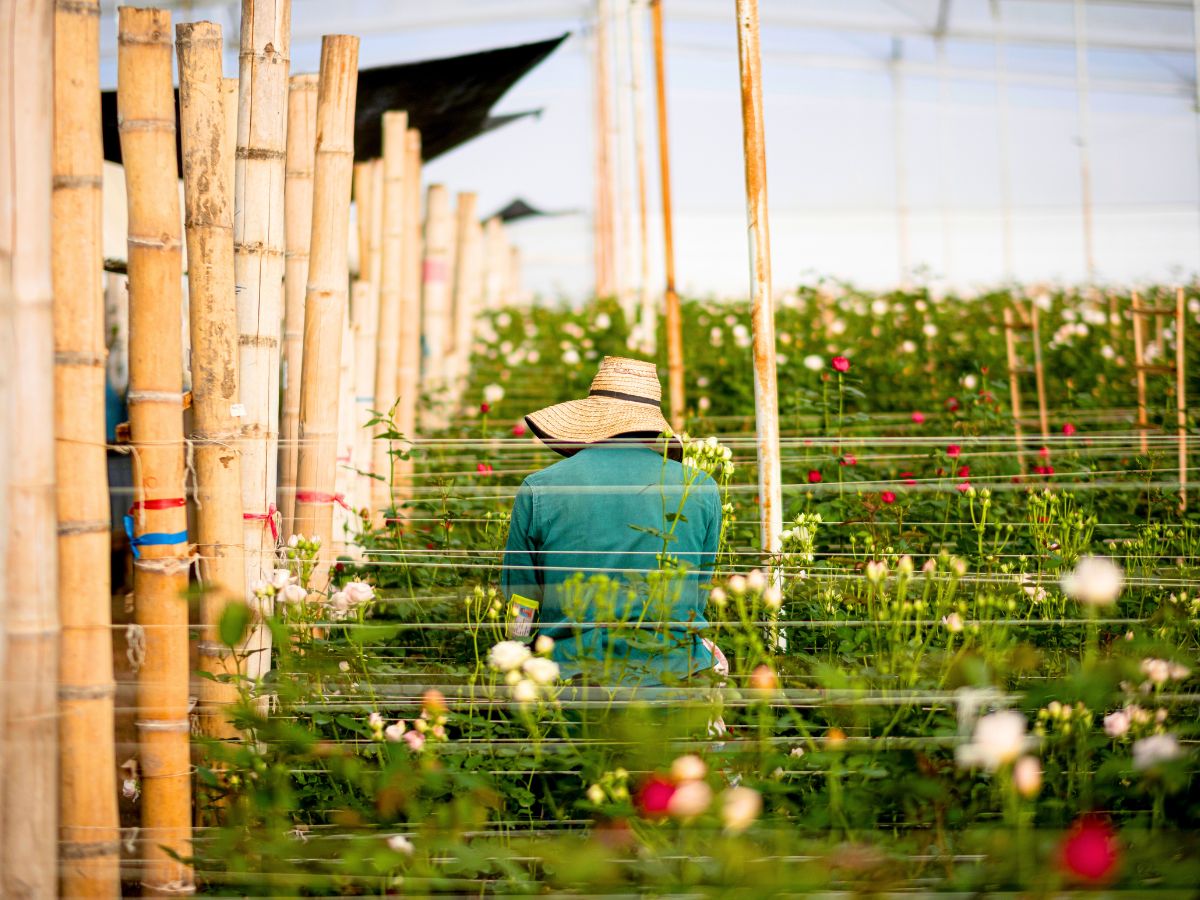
{"left": 243, "top": 502, "right": 280, "bottom": 543}
{"left": 294, "top": 490, "right": 355, "bottom": 513}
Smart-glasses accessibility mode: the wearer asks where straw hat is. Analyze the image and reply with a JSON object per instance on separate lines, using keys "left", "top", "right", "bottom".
{"left": 525, "top": 356, "right": 672, "bottom": 456}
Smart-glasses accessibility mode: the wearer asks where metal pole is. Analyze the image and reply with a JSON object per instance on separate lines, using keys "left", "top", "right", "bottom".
{"left": 652, "top": 0, "right": 685, "bottom": 429}
{"left": 630, "top": 0, "right": 656, "bottom": 355}
{"left": 890, "top": 38, "right": 912, "bottom": 289}
{"left": 1073, "top": 0, "right": 1098, "bottom": 282}
{"left": 991, "top": 0, "right": 1016, "bottom": 280}
{"left": 734, "top": 0, "right": 783, "bottom": 573}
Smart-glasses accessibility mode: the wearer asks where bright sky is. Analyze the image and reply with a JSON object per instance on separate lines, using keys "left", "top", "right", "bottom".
{"left": 97, "top": 0, "right": 1200, "bottom": 300}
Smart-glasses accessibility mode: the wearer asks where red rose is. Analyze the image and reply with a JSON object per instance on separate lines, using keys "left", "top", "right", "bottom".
{"left": 1059, "top": 817, "right": 1120, "bottom": 883}
{"left": 911, "top": 411, "right": 926, "bottom": 424}
{"left": 957, "top": 466, "right": 970, "bottom": 477}
{"left": 831, "top": 356, "right": 850, "bottom": 373}
{"left": 945, "top": 397, "right": 960, "bottom": 411}
{"left": 807, "top": 470, "right": 822, "bottom": 484}
{"left": 637, "top": 776, "right": 677, "bottom": 817}
{"left": 900, "top": 472, "right": 916, "bottom": 486}
{"left": 1039, "top": 446, "right": 1051, "bottom": 458}
{"left": 840, "top": 454, "right": 856, "bottom": 466}
{"left": 1063, "top": 423, "right": 1076, "bottom": 436}
{"left": 881, "top": 491, "right": 896, "bottom": 504}
{"left": 956, "top": 481, "right": 971, "bottom": 493}
{"left": 946, "top": 445, "right": 961, "bottom": 458}
{"left": 512, "top": 422, "right": 527, "bottom": 437}
{"left": 477, "top": 463, "right": 493, "bottom": 475}
{"left": 480, "top": 403, "right": 491, "bottom": 414}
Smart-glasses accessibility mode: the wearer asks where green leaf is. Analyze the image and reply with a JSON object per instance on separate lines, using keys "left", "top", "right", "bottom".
{"left": 218, "top": 602, "right": 252, "bottom": 648}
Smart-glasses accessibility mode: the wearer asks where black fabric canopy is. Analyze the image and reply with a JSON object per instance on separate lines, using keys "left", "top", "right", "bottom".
{"left": 101, "top": 33, "right": 568, "bottom": 173}
{"left": 492, "top": 196, "right": 577, "bottom": 223}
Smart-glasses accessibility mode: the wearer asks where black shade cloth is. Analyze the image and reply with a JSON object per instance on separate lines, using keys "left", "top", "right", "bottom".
{"left": 101, "top": 33, "right": 568, "bottom": 173}
{"left": 492, "top": 196, "right": 577, "bottom": 223}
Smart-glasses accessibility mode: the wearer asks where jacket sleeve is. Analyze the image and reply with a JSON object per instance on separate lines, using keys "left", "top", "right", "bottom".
{"left": 700, "top": 479, "right": 722, "bottom": 581}
{"left": 501, "top": 481, "right": 543, "bottom": 603}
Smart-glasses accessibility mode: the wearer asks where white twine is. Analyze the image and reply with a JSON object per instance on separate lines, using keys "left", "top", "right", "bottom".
{"left": 126, "top": 624, "right": 146, "bottom": 673}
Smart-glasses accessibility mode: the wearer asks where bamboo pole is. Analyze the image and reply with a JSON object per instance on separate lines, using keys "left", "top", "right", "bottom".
{"left": 448, "top": 192, "right": 479, "bottom": 401}
{"left": 0, "top": 14, "right": 9, "bottom": 889}
{"left": 2, "top": 0, "right": 59, "bottom": 894}
{"left": 293, "top": 34, "right": 359, "bottom": 590}
{"left": 1002, "top": 307, "right": 1028, "bottom": 474}
{"left": 734, "top": 0, "right": 783, "bottom": 579}
{"left": 235, "top": 0, "right": 290, "bottom": 679}
{"left": 352, "top": 160, "right": 383, "bottom": 511}
{"left": 53, "top": 0, "right": 121, "bottom": 892}
{"left": 177, "top": 20, "right": 244, "bottom": 745}
{"left": 594, "top": 0, "right": 615, "bottom": 297}
{"left": 1176, "top": 286, "right": 1188, "bottom": 512}
{"left": 371, "top": 112, "right": 407, "bottom": 520}
{"left": 613, "top": 0, "right": 636, "bottom": 321}
{"left": 394, "top": 128, "right": 422, "bottom": 504}
{"left": 629, "top": 0, "right": 655, "bottom": 355}
{"left": 481, "top": 215, "right": 506, "bottom": 310}
{"left": 117, "top": 7, "right": 193, "bottom": 893}
{"left": 420, "top": 183, "right": 452, "bottom": 426}
{"left": 1132, "top": 291, "right": 1150, "bottom": 455}
{"left": 335, "top": 284, "right": 360, "bottom": 550}
{"left": 507, "top": 244, "right": 524, "bottom": 306}
{"left": 280, "top": 73, "right": 318, "bottom": 537}
{"left": 651, "top": 0, "right": 684, "bottom": 429}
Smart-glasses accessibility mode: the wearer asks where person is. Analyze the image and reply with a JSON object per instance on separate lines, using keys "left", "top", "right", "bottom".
{"left": 500, "top": 356, "right": 722, "bottom": 686}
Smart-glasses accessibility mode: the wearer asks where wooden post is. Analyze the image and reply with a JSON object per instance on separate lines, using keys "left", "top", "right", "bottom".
{"left": 235, "top": 0, "right": 290, "bottom": 679}
{"left": 593, "top": 0, "right": 615, "bottom": 297}
{"left": 420, "top": 183, "right": 452, "bottom": 425}
{"left": 178, "top": 20, "right": 244, "bottom": 743}
{"left": 371, "top": 112, "right": 407, "bottom": 519}
{"left": 394, "top": 128, "right": 422, "bottom": 504}
{"left": 1003, "top": 306, "right": 1028, "bottom": 473}
{"left": 1176, "top": 286, "right": 1188, "bottom": 512}
{"left": 651, "top": 0, "right": 684, "bottom": 429}
{"left": 1132, "top": 291, "right": 1150, "bottom": 455}
{"left": 293, "top": 34, "right": 359, "bottom": 590}
{"left": 52, "top": 0, "right": 120, "bottom": 892}
{"left": 280, "top": 73, "right": 318, "bottom": 536}
{"left": 352, "top": 160, "right": 383, "bottom": 511}
{"left": 118, "top": 7, "right": 193, "bottom": 892}
{"left": 2, "top": 0, "right": 59, "bottom": 894}
{"left": 734, "top": 0, "right": 783, "bottom": 572}
{"left": 449, "top": 191, "right": 481, "bottom": 399}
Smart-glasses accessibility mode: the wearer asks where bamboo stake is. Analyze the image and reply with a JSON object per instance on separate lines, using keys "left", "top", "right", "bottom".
{"left": 482, "top": 215, "right": 506, "bottom": 310}
{"left": 2, "top": 0, "right": 59, "bottom": 894}
{"left": 117, "top": 7, "right": 193, "bottom": 893}
{"left": 448, "top": 191, "right": 479, "bottom": 402}
{"left": 293, "top": 34, "right": 359, "bottom": 590}
{"left": 352, "top": 160, "right": 383, "bottom": 511}
{"left": 651, "top": 0, "right": 684, "bottom": 429}
{"left": 593, "top": 0, "right": 615, "bottom": 297}
{"left": 1176, "top": 286, "right": 1188, "bottom": 512}
{"left": 335, "top": 284, "right": 360, "bottom": 550}
{"left": 280, "top": 73, "right": 318, "bottom": 537}
{"left": 629, "top": 0, "right": 655, "bottom": 356}
{"left": 1132, "top": 291, "right": 1150, "bottom": 455}
{"left": 0, "top": 16, "right": 9, "bottom": 889}
{"left": 53, "top": 0, "right": 121, "bottom": 891}
{"left": 1030, "top": 305, "right": 1050, "bottom": 440}
{"left": 394, "top": 128, "right": 422, "bottom": 504}
{"left": 1002, "top": 307, "right": 1028, "bottom": 473}
{"left": 420, "top": 183, "right": 452, "bottom": 426}
{"left": 734, "top": 0, "right": 783, "bottom": 579}
{"left": 235, "top": 0, "right": 290, "bottom": 679}
{"left": 371, "top": 112, "right": 407, "bottom": 520}
{"left": 178, "top": 20, "right": 244, "bottom": 746}
{"left": 613, "top": 0, "right": 636, "bottom": 321}
{"left": 508, "top": 243, "right": 524, "bottom": 306}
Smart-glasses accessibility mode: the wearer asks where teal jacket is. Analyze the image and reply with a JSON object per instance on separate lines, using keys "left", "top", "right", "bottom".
{"left": 500, "top": 444, "right": 720, "bottom": 685}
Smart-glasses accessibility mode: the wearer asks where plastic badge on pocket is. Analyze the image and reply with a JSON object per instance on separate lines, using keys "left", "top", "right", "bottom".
{"left": 507, "top": 594, "right": 539, "bottom": 640}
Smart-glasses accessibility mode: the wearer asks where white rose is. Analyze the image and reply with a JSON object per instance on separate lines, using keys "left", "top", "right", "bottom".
{"left": 522, "top": 656, "right": 560, "bottom": 686}
{"left": 534, "top": 635, "right": 555, "bottom": 655}
{"left": 384, "top": 722, "right": 405, "bottom": 742}
{"left": 720, "top": 786, "right": 762, "bottom": 833}
{"left": 387, "top": 834, "right": 414, "bottom": 855}
{"left": 763, "top": 585, "right": 783, "bottom": 611}
{"left": 282, "top": 583, "right": 308, "bottom": 605}
{"left": 668, "top": 780, "right": 713, "bottom": 819}
{"left": 271, "top": 568, "right": 293, "bottom": 590}
{"left": 511, "top": 678, "right": 539, "bottom": 704}
{"left": 1141, "top": 658, "right": 1170, "bottom": 685}
{"left": 327, "top": 591, "right": 350, "bottom": 620}
{"left": 343, "top": 581, "right": 375, "bottom": 604}
{"left": 488, "top": 640, "right": 532, "bottom": 673}
{"left": 483, "top": 383, "right": 505, "bottom": 405}
{"left": 746, "top": 569, "right": 766, "bottom": 593}
{"left": 1013, "top": 756, "right": 1042, "bottom": 798}
{"left": 1104, "top": 709, "right": 1131, "bottom": 737}
{"left": 1061, "top": 556, "right": 1124, "bottom": 607}
{"left": 1133, "top": 734, "right": 1183, "bottom": 771}
{"left": 942, "top": 612, "right": 964, "bottom": 633}
{"left": 958, "top": 710, "right": 1028, "bottom": 771}
{"left": 803, "top": 354, "right": 823, "bottom": 371}
{"left": 670, "top": 754, "right": 707, "bottom": 782}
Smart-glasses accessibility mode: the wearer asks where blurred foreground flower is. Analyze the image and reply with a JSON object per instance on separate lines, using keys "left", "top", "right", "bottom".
{"left": 1132, "top": 734, "right": 1182, "bottom": 771}
{"left": 1062, "top": 556, "right": 1124, "bottom": 607}
{"left": 956, "top": 710, "right": 1029, "bottom": 771}
{"left": 720, "top": 786, "right": 762, "bottom": 833}
{"left": 1058, "top": 816, "right": 1120, "bottom": 883}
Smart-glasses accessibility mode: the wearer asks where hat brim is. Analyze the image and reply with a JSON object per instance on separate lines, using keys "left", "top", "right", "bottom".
{"left": 525, "top": 395, "right": 672, "bottom": 457}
